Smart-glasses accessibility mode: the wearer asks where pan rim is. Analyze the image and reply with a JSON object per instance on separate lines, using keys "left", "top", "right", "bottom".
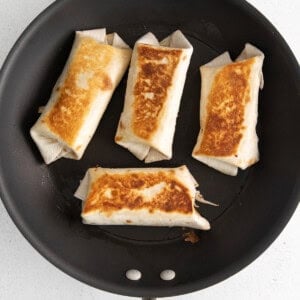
{"left": 0, "top": 0, "right": 299, "bottom": 297}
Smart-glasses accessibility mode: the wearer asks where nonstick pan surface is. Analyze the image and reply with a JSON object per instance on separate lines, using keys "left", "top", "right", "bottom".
{"left": 0, "top": 0, "right": 299, "bottom": 298}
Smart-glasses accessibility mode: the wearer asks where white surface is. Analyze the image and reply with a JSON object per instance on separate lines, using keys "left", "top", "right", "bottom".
{"left": 0, "top": 0, "right": 299, "bottom": 299}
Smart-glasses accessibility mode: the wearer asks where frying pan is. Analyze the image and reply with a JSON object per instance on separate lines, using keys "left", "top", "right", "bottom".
{"left": 0, "top": 0, "right": 299, "bottom": 298}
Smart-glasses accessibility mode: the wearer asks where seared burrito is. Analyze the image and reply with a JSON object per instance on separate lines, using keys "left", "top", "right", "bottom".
{"left": 30, "top": 28, "right": 132, "bottom": 164}
{"left": 192, "top": 44, "right": 264, "bottom": 176}
{"left": 74, "top": 165, "right": 210, "bottom": 230}
{"left": 115, "top": 30, "right": 193, "bottom": 163}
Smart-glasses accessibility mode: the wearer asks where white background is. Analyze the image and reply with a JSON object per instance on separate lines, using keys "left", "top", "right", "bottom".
{"left": 0, "top": 0, "right": 299, "bottom": 299}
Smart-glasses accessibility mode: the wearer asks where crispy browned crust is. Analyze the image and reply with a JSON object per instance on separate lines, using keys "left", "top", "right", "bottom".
{"left": 43, "top": 37, "right": 128, "bottom": 145}
{"left": 83, "top": 171, "right": 193, "bottom": 216}
{"left": 132, "top": 44, "right": 182, "bottom": 140}
{"left": 195, "top": 58, "right": 255, "bottom": 157}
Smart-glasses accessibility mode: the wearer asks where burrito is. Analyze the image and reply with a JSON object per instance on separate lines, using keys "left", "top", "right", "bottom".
{"left": 30, "top": 28, "right": 132, "bottom": 164}
{"left": 74, "top": 165, "right": 210, "bottom": 230}
{"left": 115, "top": 30, "right": 193, "bottom": 163}
{"left": 192, "top": 44, "right": 264, "bottom": 176}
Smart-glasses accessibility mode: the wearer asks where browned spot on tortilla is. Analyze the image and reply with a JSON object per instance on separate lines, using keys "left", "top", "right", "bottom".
{"left": 115, "top": 136, "right": 122, "bottom": 142}
{"left": 83, "top": 171, "right": 193, "bottom": 216}
{"left": 247, "top": 157, "right": 257, "bottom": 166}
{"left": 132, "top": 44, "right": 182, "bottom": 140}
{"left": 75, "top": 145, "right": 81, "bottom": 151}
{"left": 119, "top": 121, "right": 125, "bottom": 130}
{"left": 101, "top": 74, "right": 113, "bottom": 90}
{"left": 126, "top": 219, "right": 132, "bottom": 224}
{"left": 43, "top": 37, "right": 129, "bottom": 145}
{"left": 195, "top": 58, "right": 255, "bottom": 156}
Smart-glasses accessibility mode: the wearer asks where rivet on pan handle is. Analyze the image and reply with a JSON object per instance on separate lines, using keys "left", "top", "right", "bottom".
{"left": 126, "top": 268, "right": 176, "bottom": 300}
{"left": 160, "top": 269, "right": 176, "bottom": 281}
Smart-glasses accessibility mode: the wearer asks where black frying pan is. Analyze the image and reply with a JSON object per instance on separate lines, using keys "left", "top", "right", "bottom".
{"left": 0, "top": 0, "right": 299, "bottom": 298}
